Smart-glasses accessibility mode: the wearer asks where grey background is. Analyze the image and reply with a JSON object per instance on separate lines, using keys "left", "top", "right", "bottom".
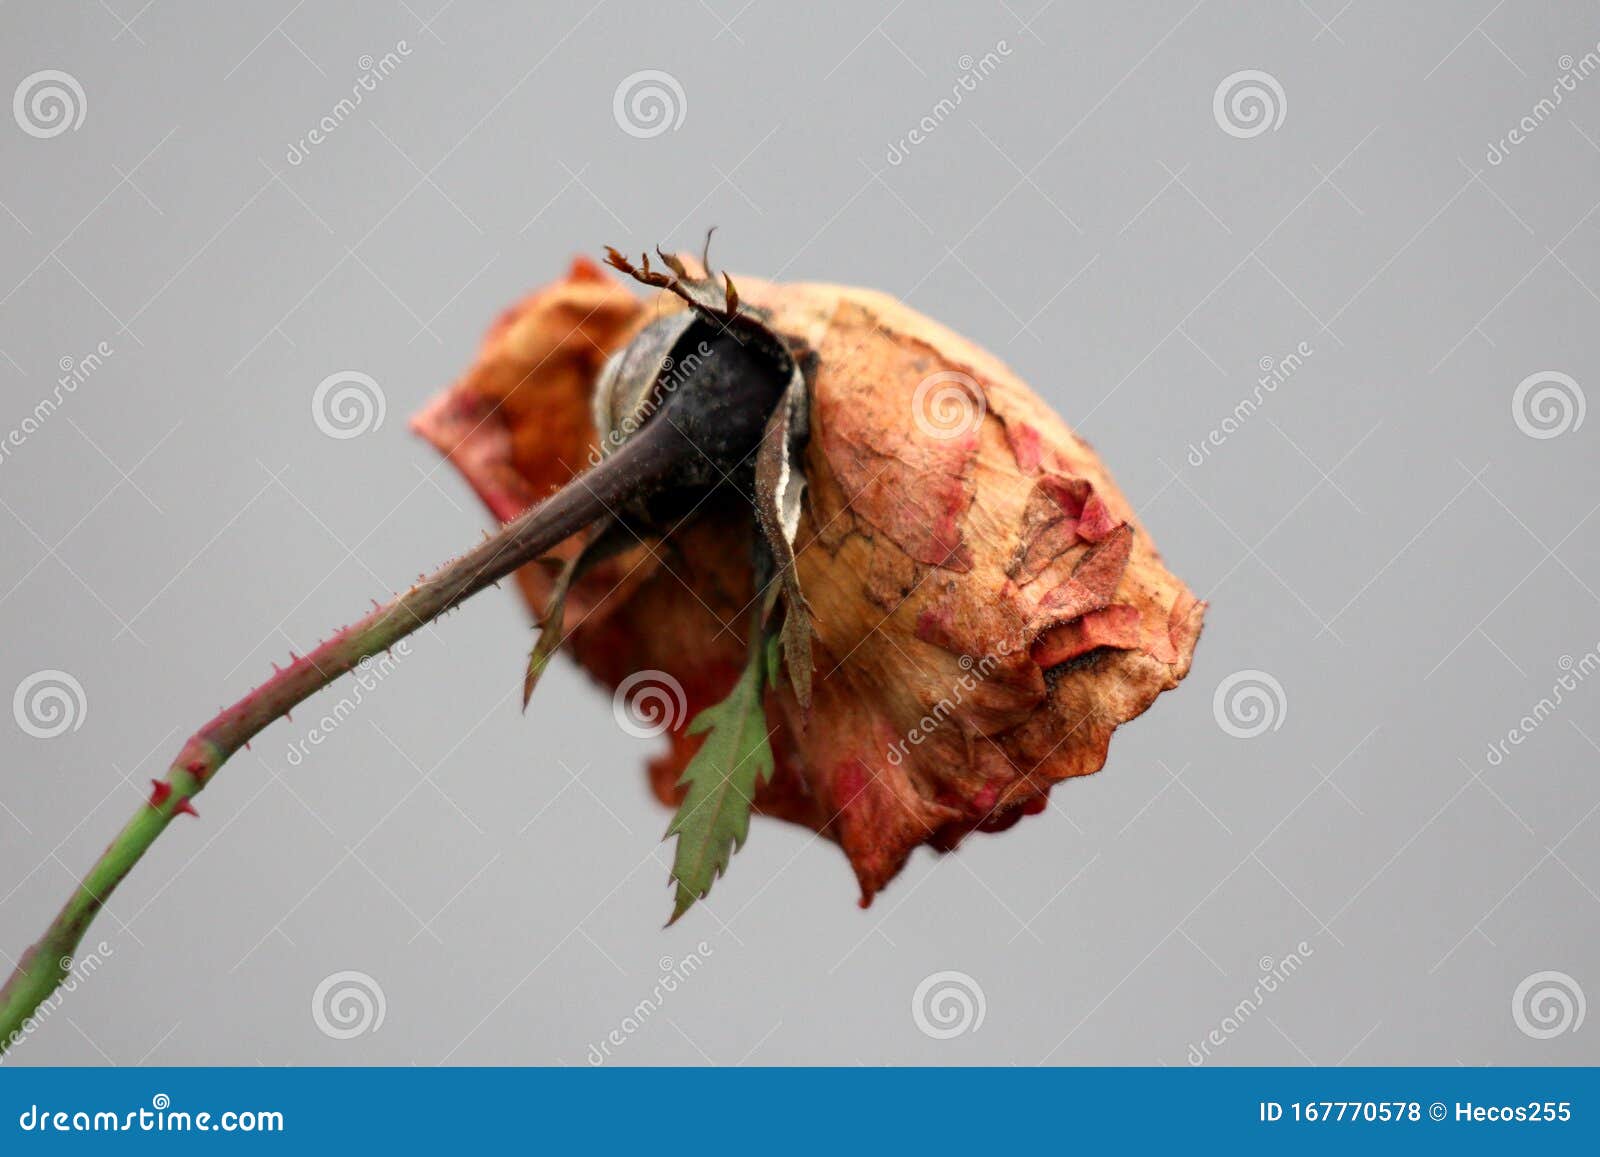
{"left": 0, "top": 0, "right": 1596, "bottom": 1066}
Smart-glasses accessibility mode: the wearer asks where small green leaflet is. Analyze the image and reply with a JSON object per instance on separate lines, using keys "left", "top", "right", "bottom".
{"left": 665, "top": 622, "right": 775, "bottom": 923}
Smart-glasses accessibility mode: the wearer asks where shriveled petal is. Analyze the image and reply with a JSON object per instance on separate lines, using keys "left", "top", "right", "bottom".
{"left": 729, "top": 277, "right": 1206, "bottom": 900}
{"left": 416, "top": 259, "right": 1205, "bottom": 908}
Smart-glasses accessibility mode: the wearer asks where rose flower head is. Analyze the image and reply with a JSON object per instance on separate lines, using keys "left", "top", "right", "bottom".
{"left": 413, "top": 247, "right": 1205, "bottom": 919}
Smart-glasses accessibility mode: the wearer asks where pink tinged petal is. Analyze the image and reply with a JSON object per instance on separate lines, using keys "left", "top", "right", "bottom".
{"left": 1002, "top": 417, "right": 1045, "bottom": 473}
{"left": 1031, "top": 604, "right": 1144, "bottom": 666}
{"left": 1031, "top": 522, "right": 1132, "bottom": 623}
{"left": 1076, "top": 493, "right": 1118, "bottom": 543}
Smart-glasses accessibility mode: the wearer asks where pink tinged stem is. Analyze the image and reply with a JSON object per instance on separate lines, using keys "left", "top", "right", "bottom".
{"left": 0, "top": 418, "right": 687, "bottom": 1052}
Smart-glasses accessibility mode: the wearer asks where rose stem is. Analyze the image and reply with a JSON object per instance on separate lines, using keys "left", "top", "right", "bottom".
{"left": 0, "top": 416, "right": 689, "bottom": 1051}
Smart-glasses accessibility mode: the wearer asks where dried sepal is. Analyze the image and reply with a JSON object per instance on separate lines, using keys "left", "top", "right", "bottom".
{"left": 752, "top": 373, "right": 815, "bottom": 705}
{"left": 700, "top": 225, "right": 718, "bottom": 278}
{"left": 605, "top": 245, "right": 737, "bottom": 325}
{"left": 777, "top": 598, "right": 814, "bottom": 709}
{"left": 655, "top": 246, "right": 690, "bottom": 280}
{"left": 523, "top": 520, "right": 641, "bottom": 708}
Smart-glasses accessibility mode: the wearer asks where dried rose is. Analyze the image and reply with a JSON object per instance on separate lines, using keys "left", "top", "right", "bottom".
{"left": 0, "top": 243, "right": 1209, "bottom": 1052}
{"left": 413, "top": 251, "right": 1204, "bottom": 915}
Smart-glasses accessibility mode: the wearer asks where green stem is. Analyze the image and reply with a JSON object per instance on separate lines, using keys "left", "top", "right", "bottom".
{"left": 0, "top": 418, "right": 687, "bottom": 1054}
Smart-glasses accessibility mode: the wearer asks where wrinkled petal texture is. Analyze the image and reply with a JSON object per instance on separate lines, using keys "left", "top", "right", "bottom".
{"left": 414, "top": 258, "right": 1205, "bottom": 907}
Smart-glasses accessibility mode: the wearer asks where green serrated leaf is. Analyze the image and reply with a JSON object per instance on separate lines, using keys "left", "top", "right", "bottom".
{"left": 523, "top": 520, "right": 635, "bottom": 709}
{"left": 665, "top": 625, "right": 774, "bottom": 923}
